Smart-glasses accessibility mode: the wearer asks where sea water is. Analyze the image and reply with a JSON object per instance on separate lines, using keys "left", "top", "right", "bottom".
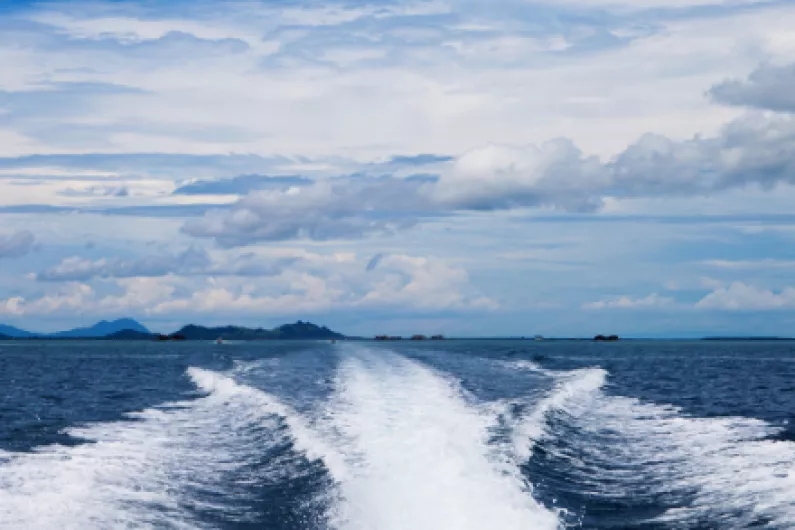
{"left": 1, "top": 339, "right": 794, "bottom": 529}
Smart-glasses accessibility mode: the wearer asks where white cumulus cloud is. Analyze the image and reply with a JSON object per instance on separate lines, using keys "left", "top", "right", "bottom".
{"left": 3, "top": 252, "right": 495, "bottom": 318}
{"left": 696, "top": 282, "right": 795, "bottom": 310}
{"left": 583, "top": 293, "right": 675, "bottom": 309}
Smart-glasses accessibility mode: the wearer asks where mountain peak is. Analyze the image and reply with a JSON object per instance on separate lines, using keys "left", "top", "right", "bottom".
{"left": 50, "top": 318, "right": 150, "bottom": 338}
{"left": 0, "top": 324, "right": 35, "bottom": 338}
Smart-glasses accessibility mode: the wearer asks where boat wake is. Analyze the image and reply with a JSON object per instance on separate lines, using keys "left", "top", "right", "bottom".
{"left": 0, "top": 367, "right": 331, "bottom": 529}
{"left": 507, "top": 359, "right": 795, "bottom": 528}
{"left": 1, "top": 343, "right": 793, "bottom": 529}
{"left": 317, "top": 349, "right": 561, "bottom": 530}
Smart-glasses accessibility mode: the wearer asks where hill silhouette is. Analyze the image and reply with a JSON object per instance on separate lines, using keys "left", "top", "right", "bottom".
{"left": 172, "top": 321, "right": 345, "bottom": 340}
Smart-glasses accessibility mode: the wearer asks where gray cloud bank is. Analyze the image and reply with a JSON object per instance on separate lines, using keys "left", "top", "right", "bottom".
{"left": 8, "top": 60, "right": 795, "bottom": 248}
{"left": 181, "top": 176, "right": 433, "bottom": 246}
{"left": 36, "top": 248, "right": 293, "bottom": 281}
{"left": 173, "top": 175, "right": 312, "bottom": 195}
{"left": 710, "top": 62, "right": 795, "bottom": 113}
{"left": 183, "top": 105, "right": 795, "bottom": 246}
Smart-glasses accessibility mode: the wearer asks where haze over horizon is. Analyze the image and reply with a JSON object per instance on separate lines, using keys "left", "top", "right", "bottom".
{"left": 1, "top": 0, "right": 795, "bottom": 338}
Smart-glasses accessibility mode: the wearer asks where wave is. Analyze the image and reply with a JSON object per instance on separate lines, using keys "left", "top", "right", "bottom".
{"left": 508, "top": 363, "right": 607, "bottom": 462}
{"left": 6, "top": 344, "right": 790, "bottom": 529}
{"left": 588, "top": 396, "right": 795, "bottom": 527}
{"left": 190, "top": 354, "right": 566, "bottom": 529}
{"left": 0, "top": 367, "right": 331, "bottom": 529}
{"left": 505, "top": 359, "right": 795, "bottom": 528}
{"left": 186, "top": 367, "right": 347, "bottom": 479}
{"left": 0, "top": 353, "right": 564, "bottom": 530}
{"left": 317, "top": 347, "right": 561, "bottom": 530}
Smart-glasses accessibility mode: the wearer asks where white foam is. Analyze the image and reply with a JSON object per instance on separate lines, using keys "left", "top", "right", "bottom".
{"left": 511, "top": 366, "right": 607, "bottom": 461}
{"left": 508, "top": 360, "right": 547, "bottom": 373}
{"left": 319, "top": 347, "right": 561, "bottom": 530}
{"left": 587, "top": 396, "right": 795, "bottom": 526}
{"left": 187, "top": 367, "right": 348, "bottom": 478}
{"left": 517, "top": 363, "right": 795, "bottom": 527}
{"left": 0, "top": 367, "right": 328, "bottom": 529}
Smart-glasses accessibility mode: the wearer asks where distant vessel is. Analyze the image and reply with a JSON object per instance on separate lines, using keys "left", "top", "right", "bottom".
{"left": 215, "top": 337, "right": 223, "bottom": 344}
{"left": 534, "top": 335, "right": 544, "bottom": 341}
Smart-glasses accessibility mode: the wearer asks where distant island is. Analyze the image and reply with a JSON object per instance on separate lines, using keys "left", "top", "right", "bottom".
{"left": 0, "top": 318, "right": 347, "bottom": 341}
{"left": 594, "top": 334, "right": 620, "bottom": 341}
{"left": 153, "top": 321, "right": 346, "bottom": 341}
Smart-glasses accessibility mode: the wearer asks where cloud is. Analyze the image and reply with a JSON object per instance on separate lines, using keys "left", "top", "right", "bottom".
{"left": 0, "top": 153, "right": 298, "bottom": 180}
{"left": 5, "top": 80, "right": 795, "bottom": 248}
{"left": 6, "top": 252, "right": 494, "bottom": 317}
{"left": 710, "top": 62, "right": 795, "bottom": 113}
{"left": 12, "top": 107, "right": 795, "bottom": 234}
{"left": 696, "top": 282, "right": 795, "bottom": 310}
{"left": 4, "top": 0, "right": 795, "bottom": 336}
{"left": 366, "top": 253, "right": 385, "bottom": 271}
{"left": 173, "top": 175, "right": 311, "bottom": 195}
{"left": 701, "top": 259, "right": 795, "bottom": 269}
{"left": 36, "top": 247, "right": 211, "bottom": 281}
{"left": 443, "top": 35, "right": 572, "bottom": 65}
{"left": 583, "top": 293, "right": 675, "bottom": 309}
{"left": 29, "top": 10, "right": 254, "bottom": 44}
{"left": 182, "top": 177, "right": 431, "bottom": 245}
{"left": 385, "top": 154, "right": 454, "bottom": 166}
{"left": 5, "top": 0, "right": 791, "bottom": 163}
{"left": 3, "top": 0, "right": 793, "bottom": 159}
{"left": 0, "top": 203, "right": 224, "bottom": 217}
{"left": 444, "top": 108, "right": 795, "bottom": 206}
{"left": 215, "top": 253, "right": 299, "bottom": 277}
{"left": 699, "top": 276, "right": 726, "bottom": 290}
{"left": 36, "top": 247, "right": 295, "bottom": 281}
{"left": 177, "top": 108, "right": 795, "bottom": 245}
{"left": 540, "top": 0, "right": 772, "bottom": 8}
{"left": 0, "top": 82, "right": 146, "bottom": 122}
{"left": 59, "top": 185, "right": 130, "bottom": 197}
{"left": 0, "top": 230, "right": 35, "bottom": 259}
{"left": 0, "top": 283, "right": 97, "bottom": 316}
{"left": 432, "top": 140, "right": 607, "bottom": 212}
{"left": 356, "top": 254, "right": 498, "bottom": 311}
{"left": 148, "top": 279, "right": 338, "bottom": 316}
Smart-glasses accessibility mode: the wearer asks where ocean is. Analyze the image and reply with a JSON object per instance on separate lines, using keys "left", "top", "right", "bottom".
{"left": 1, "top": 339, "right": 793, "bottom": 529}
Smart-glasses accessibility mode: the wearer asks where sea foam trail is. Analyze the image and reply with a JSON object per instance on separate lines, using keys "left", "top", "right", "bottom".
{"left": 320, "top": 347, "right": 561, "bottom": 530}
{"left": 0, "top": 367, "right": 329, "bottom": 529}
{"left": 187, "top": 367, "right": 347, "bottom": 479}
{"left": 508, "top": 362, "right": 795, "bottom": 527}
{"left": 509, "top": 365, "right": 607, "bottom": 461}
{"left": 590, "top": 397, "right": 795, "bottom": 527}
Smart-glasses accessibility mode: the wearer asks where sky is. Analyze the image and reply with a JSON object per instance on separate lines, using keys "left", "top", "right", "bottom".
{"left": 2, "top": 0, "right": 795, "bottom": 337}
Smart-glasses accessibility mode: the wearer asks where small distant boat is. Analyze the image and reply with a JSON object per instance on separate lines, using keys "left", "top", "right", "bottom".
{"left": 215, "top": 337, "right": 223, "bottom": 344}
{"left": 330, "top": 339, "right": 336, "bottom": 344}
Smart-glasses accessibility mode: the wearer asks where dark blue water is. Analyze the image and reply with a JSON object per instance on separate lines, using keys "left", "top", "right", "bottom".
{"left": 1, "top": 340, "right": 794, "bottom": 529}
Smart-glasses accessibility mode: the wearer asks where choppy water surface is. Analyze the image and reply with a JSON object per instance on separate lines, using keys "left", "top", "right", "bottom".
{"left": 1, "top": 339, "right": 794, "bottom": 529}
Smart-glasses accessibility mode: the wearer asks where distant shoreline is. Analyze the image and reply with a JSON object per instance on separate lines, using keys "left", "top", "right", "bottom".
{"left": 1, "top": 336, "right": 793, "bottom": 342}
